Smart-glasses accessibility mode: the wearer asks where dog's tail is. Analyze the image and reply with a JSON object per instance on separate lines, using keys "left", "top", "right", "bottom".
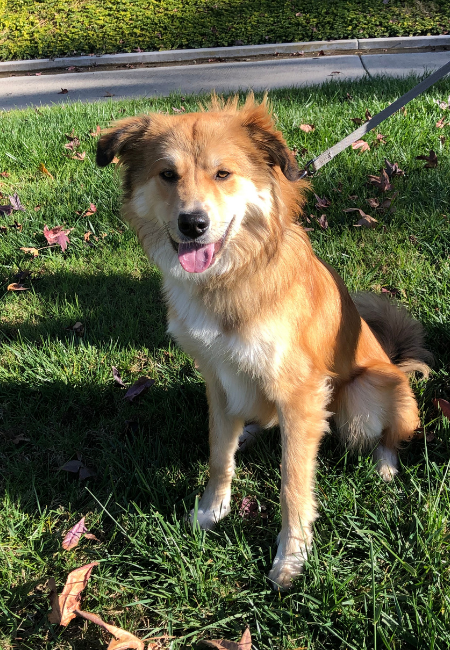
{"left": 352, "top": 292, "right": 432, "bottom": 377}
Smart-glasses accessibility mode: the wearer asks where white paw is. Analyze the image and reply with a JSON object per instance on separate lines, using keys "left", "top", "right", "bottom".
{"left": 189, "top": 501, "right": 231, "bottom": 530}
{"left": 268, "top": 539, "right": 309, "bottom": 591}
{"left": 373, "top": 444, "right": 398, "bottom": 482}
{"left": 237, "top": 423, "right": 262, "bottom": 452}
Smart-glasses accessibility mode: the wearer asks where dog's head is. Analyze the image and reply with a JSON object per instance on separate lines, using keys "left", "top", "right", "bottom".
{"left": 97, "top": 94, "right": 307, "bottom": 279}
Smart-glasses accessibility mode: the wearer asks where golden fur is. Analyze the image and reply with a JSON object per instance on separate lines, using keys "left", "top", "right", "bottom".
{"left": 97, "top": 94, "right": 430, "bottom": 590}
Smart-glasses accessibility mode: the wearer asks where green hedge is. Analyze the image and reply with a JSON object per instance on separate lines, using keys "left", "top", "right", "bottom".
{"left": 1, "top": 0, "right": 450, "bottom": 62}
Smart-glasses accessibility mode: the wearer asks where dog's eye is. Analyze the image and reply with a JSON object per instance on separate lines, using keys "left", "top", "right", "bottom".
{"left": 215, "top": 170, "right": 230, "bottom": 180}
{"left": 160, "top": 170, "right": 177, "bottom": 181}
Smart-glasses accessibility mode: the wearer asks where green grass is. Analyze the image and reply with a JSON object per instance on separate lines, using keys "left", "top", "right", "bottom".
{"left": 0, "top": 77, "right": 449, "bottom": 649}
{"left": 1, "top": 0, "right": 450, "bottom": 62}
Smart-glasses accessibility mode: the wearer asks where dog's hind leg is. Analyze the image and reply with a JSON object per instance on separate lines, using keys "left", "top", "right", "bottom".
{"left": 334, "top": 362, "right": 420, "bottom": 481}
{"left": 189, "top": 382, "right": 244, "bottom": 530}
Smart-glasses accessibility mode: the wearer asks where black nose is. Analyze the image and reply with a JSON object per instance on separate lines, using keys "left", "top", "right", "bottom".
{"left": 178, "top": 211, "right": 210, "bottom": 240}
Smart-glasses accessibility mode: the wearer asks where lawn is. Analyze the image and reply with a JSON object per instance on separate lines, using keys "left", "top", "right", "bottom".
{"left": 0, "top": 77, "right": 449, "bottom": 649}
{"left": 1, "top": 0, "right": 450, "bottom": 62}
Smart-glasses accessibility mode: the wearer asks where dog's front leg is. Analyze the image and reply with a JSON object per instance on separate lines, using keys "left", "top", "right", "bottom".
{"left": 268, "top": 377, "right": 331, "bottom": 591}
{"left": 190, "top": 382, "right": 244, "bottom": 530}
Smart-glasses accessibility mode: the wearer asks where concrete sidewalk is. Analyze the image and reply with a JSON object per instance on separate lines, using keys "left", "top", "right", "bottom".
{"left": 1, "top": 51, "right": 450, "bottom": 111}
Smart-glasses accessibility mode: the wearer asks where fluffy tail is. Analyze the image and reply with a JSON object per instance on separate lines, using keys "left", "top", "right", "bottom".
{"left": 352, "top": 292, "right": 432, "bottom": 377}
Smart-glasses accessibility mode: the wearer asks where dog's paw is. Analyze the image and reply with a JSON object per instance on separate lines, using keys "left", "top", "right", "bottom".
{"left": 237, "top": 423, "right": 262, "bottom": 452}
{"left": 373, "top": 444, "right": 398, "bottom": 483}
{"left": 268, "top": 545, "right": 308, "bottom": 591}
{"left": 189, "top": 501, "right": 231, "bottom": 530}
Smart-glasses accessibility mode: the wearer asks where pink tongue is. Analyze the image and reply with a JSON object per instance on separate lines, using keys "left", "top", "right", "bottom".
{"left": 178, "top": 241, "right": 215, "bottom": 273}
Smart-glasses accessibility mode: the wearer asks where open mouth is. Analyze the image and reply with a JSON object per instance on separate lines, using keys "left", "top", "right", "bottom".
{"left": 170, "top": 219, "right": 234, "bottom": 274}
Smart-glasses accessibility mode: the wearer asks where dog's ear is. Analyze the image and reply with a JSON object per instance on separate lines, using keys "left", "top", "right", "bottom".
{"left": 96, "top": 116, "right": 151, "bottom": 167}
{"left": 241, "top": 96, "right": 300, "bottom": 181}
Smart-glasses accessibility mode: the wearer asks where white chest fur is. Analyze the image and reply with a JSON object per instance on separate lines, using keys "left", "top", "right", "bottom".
{"left": 164, "top": 279, "right": 283, "bottom": 420}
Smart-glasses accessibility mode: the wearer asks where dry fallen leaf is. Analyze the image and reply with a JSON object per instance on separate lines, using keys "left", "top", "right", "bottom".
{"left": 104, "top": 91, "right": 115, "bottom": 97}
{"left": 317, "top": 214, "right": 328, "bottom": 229}
{"left": 60, "top": 459, "right": 96, "bottom": 480}
{"left": 365, "top": 108, "right": 372, "bottom": 121}
{"left": 374, "top": 133, "right": 386, "bottom": 146}
{"left": 199, "top": 627, "right": 252, "bottom": 650}
{"left": 84, "top": 231, "right": 92, "bottom": 242}
{"left": 124, "top": 377, "right": 155, "bottom": 402}
{"left": 7, "top": 283, "right": 29, "bottom": 291}
{"left": 352, "top": 140, "right": 370, "bottom": 152}
{"left": 433, "top": 397, "right": 450, "bottom": 419}
{"left": 344, "top": 208, "right": 378, "bottom": 228}
{"left": 71, "top": 151, "right": 86, "bottom": 161}
{"left": 112, "top": 366, "right": 126, "bottom": 387}
{"left": 350, "top": 117, "right": 364, "bottom": 125}
{"left": 85, "top": 203, "right": 97, "bottom": 216}
{"left": 299, "top": 124, "right": 315, "bottom": 132}
{"left": 436, "top": 117, "right": 448, "bottom": 128}
{"left": 416, "top": 150, "right": 438, "bottom": 169}
{"left": 0, "top": 171, "right": 10, "bottom": 177}
{"left": 366, "top": 198, "right": 380, "bottom": 208}
{"left": 367, "top": 169, "right": 392, "bottom": 192}
{"left": 74, "top": 610, "right": 145, "bottom": 649}
{"left": 0, "top": 204, "right": 13, "bottom": 215}
{"left": 43, "top": 225, "right": 73, "bottom": 252}
{"left": 58, "top": 88, "right": 69, "bottom": 94}
{"left": 384, "top": 159, "right": 404, "bottom": 178}
{"left": 90, "top": 125, "right": 101, "bottom": 137}
{"left": 314, "top": 194, "right": 331, "bottom": 209}
{"left": 20, "top": 247, "right": 39, "bottom": 257}
{"left": 48, "top": 562, "right": 98, "bottom": 626}
{"left": 62, "top": 517, "right": 88, "bottom": 551}
{"left": 9, "top": 192, "right": 25, "bottom": 211}
{"left": 39, "top": 163, "right": 54, "bottom": 179}
{"left": 172, "top": 106, "right": 186, "bottom": 113}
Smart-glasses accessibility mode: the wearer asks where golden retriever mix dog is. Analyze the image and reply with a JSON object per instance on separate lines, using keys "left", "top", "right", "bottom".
{"left": 96, "top": 95, "right": 430, "bottom": 590}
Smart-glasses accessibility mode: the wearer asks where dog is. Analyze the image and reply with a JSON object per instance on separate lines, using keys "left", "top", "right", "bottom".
{"left": 96, "top": 94, "right": 431, "bottom": 590}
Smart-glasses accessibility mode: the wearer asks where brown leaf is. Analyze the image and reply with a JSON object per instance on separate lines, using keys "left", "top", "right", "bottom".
{"left": 84, "top": 533, "right": 100, "bottom": 542}
{"left": 71, "top": 322, "right": 84, "bottom": 336}
{"left": 384, "top": 159, "right": 404, "bottom": 178}
{"left": 48, "top": 577, "right": 61, "bottom": 624}
{"left": 11, "top": 220, "right": 22, "bottom": 232}
{"left": 317, "top": 214, "right": 328, "bottom": 229}
{"left": 172, "top": 106, "right": 186, "bottom": 113}
{"left": 314, "top": 194, "right": 331, "bottom": 209}
{"left": 366, "top": 198, "right": 380, "bottom": 208}
{"left": 355, "top": 215, "right": 378, "bottom": 228}
{"left": 0, "top": 171, "right": 10, "bottom": 177}
{"left": 347, "top": 194, "right": 358, "bottom": 201}
{"left": 90, "top": 125, "right": 101, "bottom": 137}
{"left": 84, "top": 231, "right": 92, "bottom": 242}
{"left": 440, "top": 135, "right": 446, "bottom": 144}
{"left": 374, "top": 133, "right": 386, "bottom": 146}
{"left": 20, "top": 247, "right": 39, "bottom": 257}
{"left": 43, "top": 225, "right": 73, "bottom": 252}
{"left": 401, "top": 106, "right": 407, "bottom": 116}
{"left": 123, "top": 377, "right": 155, "bottom": 402}
{"left": 0, "top": 204, "right": 13, "bottom": 216}
{"left": 199, "top": 629, "right": 252, "bottom": 650}
{"left": 60, "top": 459, "right": 95, "bottom": 480}
{"left": 39, "top": 163, "right": 54, "bottom": 179}
{"left": 7, "top": 283, "right": 29, "bottom": 291}
{"left": 9, "top": 192, "right": 25, "bottom": 211}
{"left": 318, "top": 49, "right": 325, "bottom": 56}
{"left": 104, "top": 91, "right": 115, "bottom": 97}
{"left": 346, "top": 93, "right": 353, "bottom": 101}
{"left": 436, "top": 117, "right": 448, "bottom": 128}
{"left": 58, "top": 88, "right": 69, "bottom": 94}
{"left": 85, "top": 203, "right": 97, "bottom": 216}
{"left": 433, "top": 397, "right": 450, "bottom": 419}
{"left": 71, "top": 151, "right": 86, "bottom": 161}
{"left": 378, "top": 192, "right": 398, "bottom": 210}
{"left": 74, "top": 610, "right": 145, "bottom": 649}
{"left": 350, "top": 117, "right": 364, "bottom": 125}
{"left": 62, "top": 517, "right": 88, "bottom": 550}
{"left": 368, "top": 169, "right": 392, "bottom": 192}
{"left": 352, "top": 140, "right": 370, "bottom": 152}
{"left": 365, "top": 109, "right": 372, "bottom": 121}
{"left": 416, "top": 150, "right": 438, "bottom": 168}
{"left": 299, "top": 124, "right": 315, "bottom": 132}
{"left": 112, "top": 366, "right": 126, "bottom": 387}
{"left": 48, "top": 562, "right": 98, "bottom": 626}
{"left": 64, "top": 137, "right": 80, "bottom": 151}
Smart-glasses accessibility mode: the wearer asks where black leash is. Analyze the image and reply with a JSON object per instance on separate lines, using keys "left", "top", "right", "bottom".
{"left": 298, "top": 59, "right": 450, "bottom": 179}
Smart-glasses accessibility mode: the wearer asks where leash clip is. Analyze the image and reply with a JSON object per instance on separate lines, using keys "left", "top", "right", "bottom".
{"left": 298, "top": 159, "right": 316, "bottom": 180}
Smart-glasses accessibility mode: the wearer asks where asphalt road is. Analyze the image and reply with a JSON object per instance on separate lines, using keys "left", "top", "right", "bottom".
{"left": 1, "top": 51, "right": 450, "bottom": 111}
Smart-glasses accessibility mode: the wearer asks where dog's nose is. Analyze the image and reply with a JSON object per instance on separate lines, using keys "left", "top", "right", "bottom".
{"left": 178, "top": 211, "right": 210, "bottom": 239}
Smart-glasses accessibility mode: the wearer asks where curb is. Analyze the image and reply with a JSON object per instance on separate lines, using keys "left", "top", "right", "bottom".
{"left": 1, "top": 35, "right": 450, "bottom": 74}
